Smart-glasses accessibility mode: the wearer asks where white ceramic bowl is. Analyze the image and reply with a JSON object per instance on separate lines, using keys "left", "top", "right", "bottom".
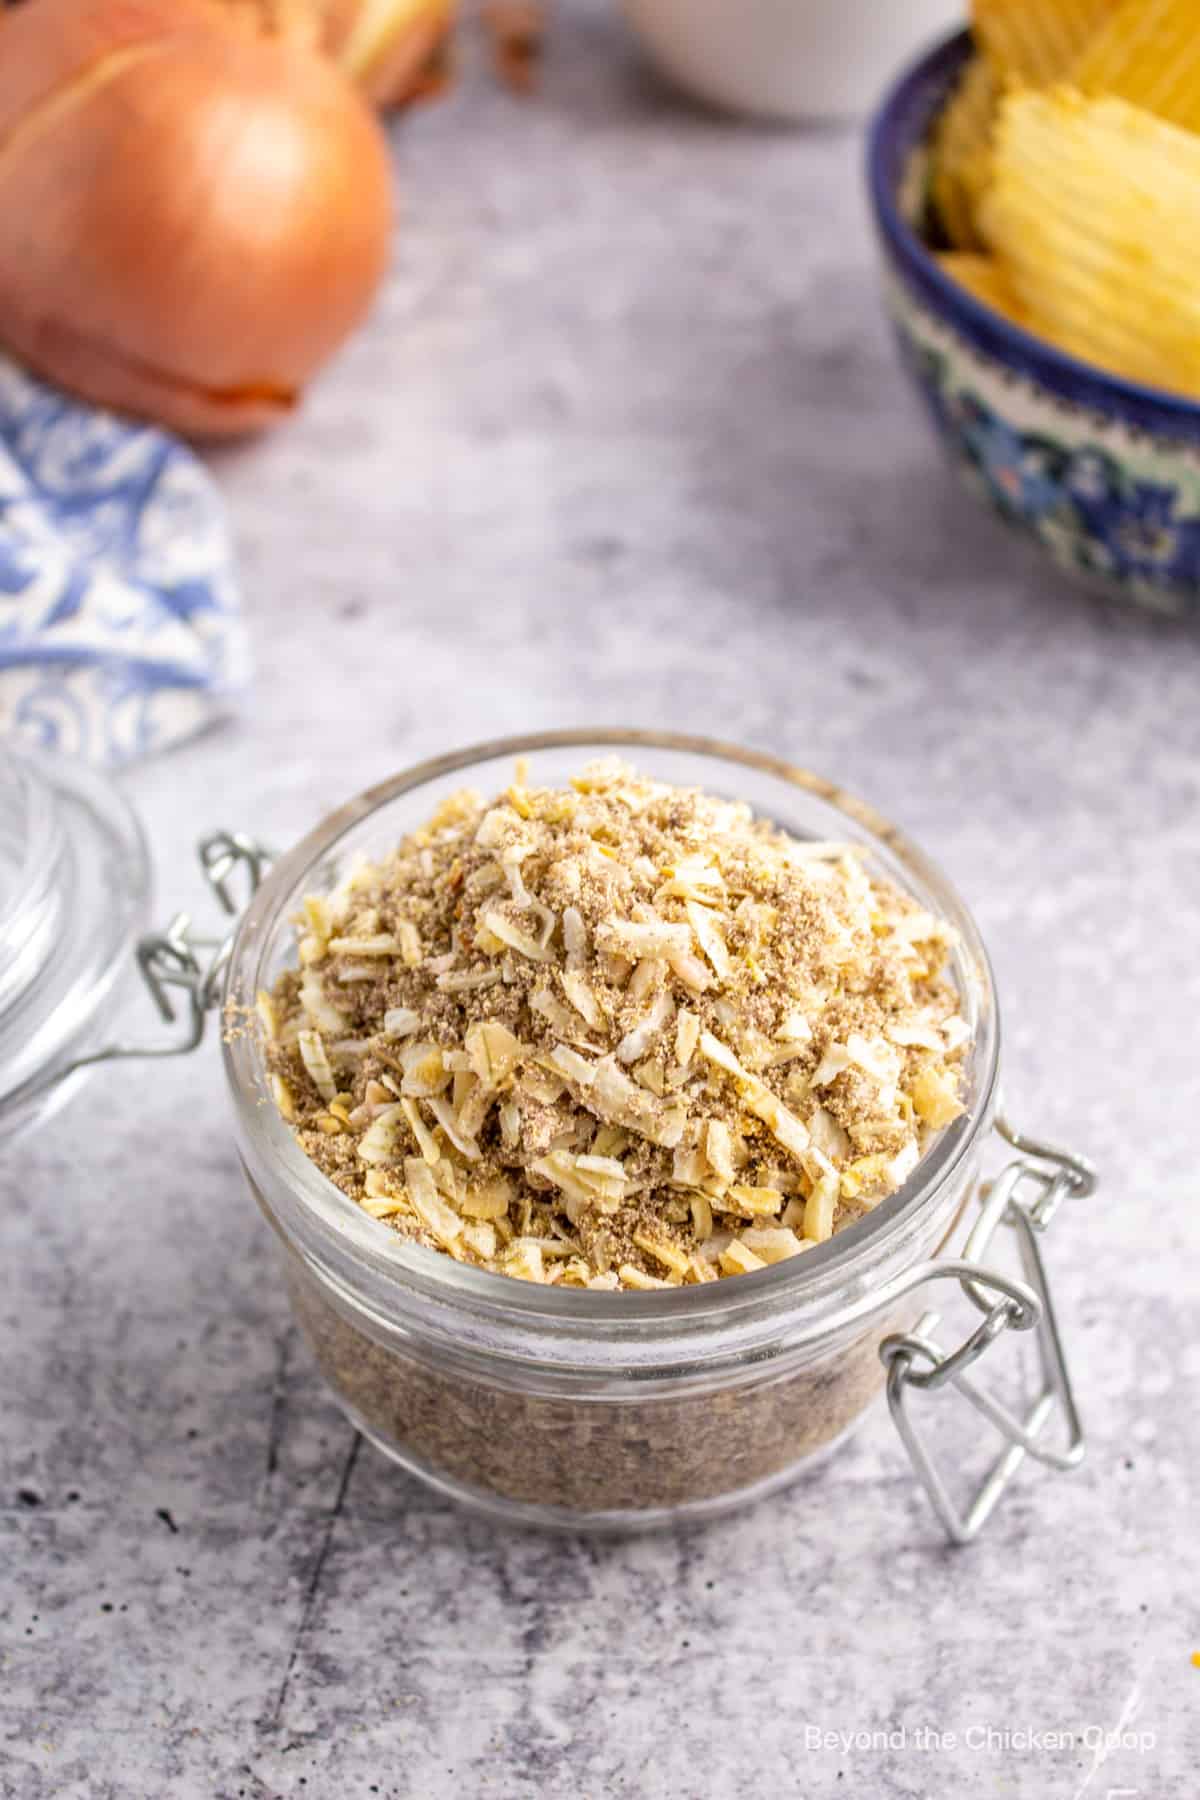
{"left": 621, "top": 0, "right": 963, "bottom": 122}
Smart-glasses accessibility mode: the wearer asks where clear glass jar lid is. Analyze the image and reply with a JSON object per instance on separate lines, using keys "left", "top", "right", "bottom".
{"left": 0, "top": 742, "right": 151, "bottom": 1139}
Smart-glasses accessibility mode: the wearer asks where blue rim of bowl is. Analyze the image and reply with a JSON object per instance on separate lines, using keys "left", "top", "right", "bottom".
{"left": 866, "top": 29, "right": 1200, "bottom": 446}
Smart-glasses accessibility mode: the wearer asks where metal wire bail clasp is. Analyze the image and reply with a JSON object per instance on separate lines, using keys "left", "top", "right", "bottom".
{"left": 880, "top": 1116, "right": 1098, "bottom": 1546}
{"left": 46, "top": 829, "right": 272, "bottom": 1092}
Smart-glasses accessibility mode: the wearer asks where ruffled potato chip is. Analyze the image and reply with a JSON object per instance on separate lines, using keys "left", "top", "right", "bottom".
{"left": 931, "top": 53, "right": 999, "bottom": 249}
{"left": 936, "top": 252, "right": 1028, "bottom": 328}
{"left": 972, "top": 0, "right": 1119, "bottom": 84}
{"left": 979, "top": 87, "right": 1200, "bottom": 398}
{"left": 1073, "top": 0, "right": 1200, "bottom": 133}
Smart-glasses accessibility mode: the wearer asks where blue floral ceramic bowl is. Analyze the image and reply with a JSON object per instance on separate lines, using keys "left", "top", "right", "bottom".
{"left": 868, "top": 30, "right": 1200, "bottom": 617}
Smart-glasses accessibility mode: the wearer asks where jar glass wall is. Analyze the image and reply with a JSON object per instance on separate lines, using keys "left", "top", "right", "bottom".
{"left": 0, "top": 744, "right": 151, "bottom": 1142}
{"left": 223, "top": 733, "right": 1001, "bottom": 1528}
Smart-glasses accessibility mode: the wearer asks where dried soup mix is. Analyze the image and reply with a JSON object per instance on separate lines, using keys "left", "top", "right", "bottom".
{"left": 258, "top": 762, "right": 970, "bottom": 1290}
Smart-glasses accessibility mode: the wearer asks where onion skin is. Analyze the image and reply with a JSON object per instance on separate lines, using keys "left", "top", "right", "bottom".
{"left": 0, "top": 0, "right": 199, "bottom": 129}
{"left": 0, "top": 0, "right": 394, "bottom": 437}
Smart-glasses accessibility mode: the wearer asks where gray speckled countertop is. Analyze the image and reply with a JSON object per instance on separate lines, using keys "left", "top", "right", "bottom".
{"left": 4, "top": 7, "right": 1199, "bottom": 1797}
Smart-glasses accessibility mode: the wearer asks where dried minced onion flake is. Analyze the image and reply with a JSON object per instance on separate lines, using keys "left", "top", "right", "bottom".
{"left": 725, "top": 1184, "right": 785, "bottom": 1217}
{"left": 745, "top": 1084, "right": 810, "bottom": 1158}
{"left": 482, "top": 910, "right": 555, "bottom": 963}
{"left": 543, "top": 1043, "right": 597, "bottom": 1089}
{"left": 499, "top": 1101, "right": 521, "bottom": 1147}
{"left": 503, "top": 852, "right": 557, "bottom": 948}
{"left": 888, "top": 909, "right": 949, "bottom": 944}
{"left": 531, "top": 987, "right": 584, "bottom": 1040}
{"left": 910, "top": 1065, "right": 966, "bottom": 1130}
{"left": 465, "top": 1020, "right": 522, "bottom": 1088}
{"left": 334, "top": 963, "right": 377, "bottom": 985}
{"left": 618, "top": 1262, "right": 673, "bottom": 1290}
{"left": 399, "top": 1042, "right": 452, "bottom": 1098}
{"left": 328, "top": 933, "right": 401, "bottom": 957}
{"left": 463, "top": 1220, "right": 498, "bottom": 1260}
{"left": 591, "top": 1057, "right": 687, "bottom": 1148}
{"left": 741, "top": 1227, "right": 808, "bottom": 1264}
{"left": 562, "top": 905, "right": 588, "bottom": 967}
{"left": 533, "top": 1150, "right": 624, "bottom": 1210}
{"left": 575, "top": 1152, "right": 627, "bottom": 1180}
{"left": 632, "top": 1228, "right": 691, "bottom": 1277}
{"left": 697, "top": 1029, "right": 745, "bottom": 1080}
{"left": 462, "top": 1182, "right": 511, "bottom": 1221}
{"left": 562, "top": 968, "right": 604, "bottom": 1030}
{"left": 505, "top": 1239, "right": 545, "bottom": 1283}
{"left": 360, "top": 1193, "right": 405, "bottom": 1220}
{"left": 263, "top": 760, "right": 970, "bottom": 1289}
{"left": 616, "top": 989, "right": 674, "bottom": 1066}
{"left": 804, "top": 1176, "right": 839, "bottom": 1243}
{"left": 475, "top": 807, "right": 511, "bottom": 849}
{"left": 675, "top": 1009, "right": 700, "bottom": 1068}
{"left": 777, "top": 1009, "right": 812, "bottom": 1044}
{"left": 704, "top": 1119, "right": 736, "bottom": 1186}
{"left": 503, "top": 847, "right": 536, "bottom": 909}
{"left": 807, "top": 1105, "right": 851, "bottom": 1162}
{"left": 358, "top": 1104, "right": 406, "bottom": 1166}
{"left": 522, "top": 1069, "right": 566, "bottom": 1104}
{"left": 298, "top": 1029, "right": 338, "bottom": 1103}
{"left": 427, "top": 1095, "right": 482, "bottom": 1161}
{"left": 438, "top": 968, "right": 503, "bottom": 994}
{"left": 698, "top": 1031, "right": 810, "bottom": 1160}
{"left": 685, "top": 900, "right": 732, "bottom": 980}
{"left": 656, "top": 856, "right": 725, "bottom": 902}
{"left": 396, "top": 921, "right": 422, "bottom": 967}
{"left": 596, "top": 918, "right": 692, "bottom": 959}
{"left": 400, "top": 1097, "right": 441, "bottom": 1166}
{"left": 719, "top": 1240, "right": 766, "bottom": 1276}
{"left": 665, "top": 946, "right": 712, "bottom": 992}
{"left": 405, "top": 1158, "right": 462, "bottom": 1245}
{"left": 888, "top": 1139, "right": 921, "bottom": 1188}
{"left": 885, "top": 1019, "right": 944, "bottom": 1051}
{"left": 299, "top": 973, "right": 347, "bottom": 1036}
{"left": 846, "top": 1032, "right": 902, "bottom": 1086}
{"left": 383, "top": 1007, "right": 422, "bottom": 1039}
{"left": 810, "top": 1043, "right": 852, "bottom": 1089}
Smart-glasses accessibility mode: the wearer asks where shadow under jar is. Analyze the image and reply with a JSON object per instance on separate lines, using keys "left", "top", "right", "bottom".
{"left": 221, "top": 733, "right": 1049, "bottom": 1533}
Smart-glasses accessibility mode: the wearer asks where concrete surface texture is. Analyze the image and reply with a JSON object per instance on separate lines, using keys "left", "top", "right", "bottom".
{"left": 3, "top": 5, "right": 1198, "bottom": 1797}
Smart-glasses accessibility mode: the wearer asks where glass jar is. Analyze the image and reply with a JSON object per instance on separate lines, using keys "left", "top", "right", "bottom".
{"left": 217, "top": 732, "right": 1097, "bottom": 1536}
{"left": 11, "top": 732, "right": 1094, "bottom": 1537}
{"left": 0, "top": 742, "right": 151, "bottom": 1141}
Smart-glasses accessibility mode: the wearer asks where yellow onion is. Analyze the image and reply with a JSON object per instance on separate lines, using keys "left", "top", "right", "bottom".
{"left": 0, "top": 0, "right": 395, "bottom": 436}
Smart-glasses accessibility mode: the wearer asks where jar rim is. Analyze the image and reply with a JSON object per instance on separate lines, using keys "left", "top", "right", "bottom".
{"left": 223, "top": 730, "right": 1001, "bottom": 1349}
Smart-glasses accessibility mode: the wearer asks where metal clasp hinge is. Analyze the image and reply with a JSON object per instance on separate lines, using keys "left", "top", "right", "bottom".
{"left": 880, "top": 1115, "right": 1098, "bottom": 1546}
{"left": 40, "top": 830, "right": 271, "bottom": 1095}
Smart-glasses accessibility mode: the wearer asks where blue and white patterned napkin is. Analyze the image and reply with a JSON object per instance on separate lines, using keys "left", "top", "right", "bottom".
{"left": 0, "top": 354, "right": 249, "bottom": 766}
